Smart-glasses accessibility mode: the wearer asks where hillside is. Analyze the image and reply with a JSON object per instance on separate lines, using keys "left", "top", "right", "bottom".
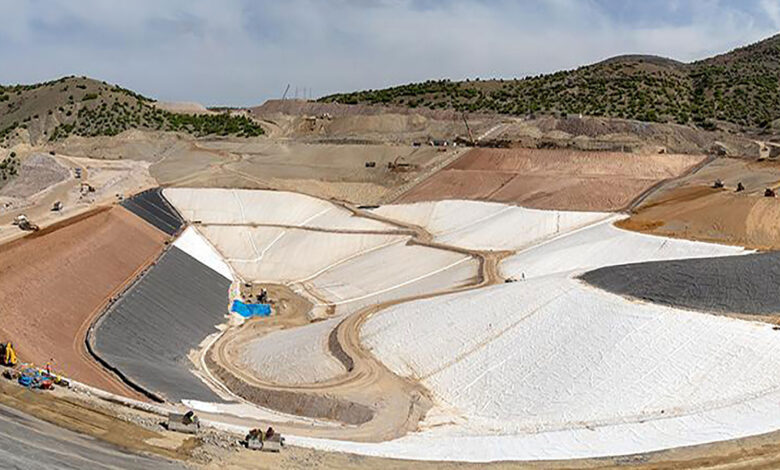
{"left": 0, "top": 76, "right": 263, "bottom": 146}
{"left": 320, "top": 34, "right": 780, "bottom": 130}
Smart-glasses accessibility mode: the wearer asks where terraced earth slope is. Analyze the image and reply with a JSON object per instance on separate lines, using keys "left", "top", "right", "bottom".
{"left": 397, "top": 148, "right": 705, "bottom": 211}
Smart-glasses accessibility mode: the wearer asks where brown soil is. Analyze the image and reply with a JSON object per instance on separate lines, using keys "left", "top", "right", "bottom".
{"left": 451, "top": 148, "right": 701, "bottom": 177}
{"left": 619, "top": 158, "right": 780, "bottom": 249}
{"left": 491, "top": 175, "right": 658, "bottom": 210}
{"left": 398, "top": 148, "right": 705, "bottom": 211}
{"left": 619, "top": 186, "right": 780, "bottom": 249}
{"left": 0, "top": 206, "right": 167, "bottom": 395}
{"left": 395, "top": 169, "right": 514, "bottom": 201}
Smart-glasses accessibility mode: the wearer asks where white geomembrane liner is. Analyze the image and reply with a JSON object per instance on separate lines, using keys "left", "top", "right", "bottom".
{"left": 165, "top": 189, "right": 769, "bottom": 461}
{"left": 198, "top": 225, "right": 406, "bottom": 283}
{"left": 172, "top": 226, "right": 234, "bottom": 280}
{"left": 164, "top": 187, "right": 391, "bottom": 230}
{"left": 305, "top": 242, "right": 475, "bottom": 307}
{"left": 372, "top": 200, "right": 612, "bottom": 251}
{"left": 337, "top": 277, "right": 780, "bottom": 460}
{"left": 339, "top": 221, "right": 764, "bottom": 461}
{"left": 240, "top": 317, "right": 344, "bottom": 385}
{"left": 501, "top": 218, "right": 750, "bottom": 279}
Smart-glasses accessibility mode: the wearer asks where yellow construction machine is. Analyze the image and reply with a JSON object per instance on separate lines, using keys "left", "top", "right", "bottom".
{"left": 1, "top": 342, "right": 17, "bottom": 367}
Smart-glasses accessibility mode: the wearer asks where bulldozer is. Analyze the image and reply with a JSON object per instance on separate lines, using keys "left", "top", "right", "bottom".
{"left": 0, "top": 342, "right": 17, "bottom": 367}
{"left": 12, "top": 215, "right": 39, "bottom": 231}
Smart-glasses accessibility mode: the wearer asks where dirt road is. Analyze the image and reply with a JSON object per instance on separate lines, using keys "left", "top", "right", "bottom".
{"left": 202, "top": 202, "right": 510, "bottom": 442}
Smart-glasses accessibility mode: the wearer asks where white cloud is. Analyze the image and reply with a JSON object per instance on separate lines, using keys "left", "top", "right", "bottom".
{"left": 0, "top": 0, "right": 776, "bottom": 105}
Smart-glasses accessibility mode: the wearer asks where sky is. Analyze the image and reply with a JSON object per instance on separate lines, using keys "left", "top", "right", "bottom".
{"left": 0, "top": 0, "right": 778, "bottom": 106}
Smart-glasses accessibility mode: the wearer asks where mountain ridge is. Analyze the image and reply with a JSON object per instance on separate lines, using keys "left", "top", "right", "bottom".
{"left": 0, "top": 76, "right": 263, "bottom": 146}
{"left": 319, "top": 34, "right": 780, "bottom": 129}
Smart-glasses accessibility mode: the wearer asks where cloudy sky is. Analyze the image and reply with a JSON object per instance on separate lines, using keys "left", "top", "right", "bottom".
{"left": 0, "top": 0, "right": 778, "bottom": 106}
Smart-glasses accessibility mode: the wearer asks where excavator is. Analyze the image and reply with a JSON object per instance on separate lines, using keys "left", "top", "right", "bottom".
{"left": 1, "top": 342, "right": 17, "bottom": 367}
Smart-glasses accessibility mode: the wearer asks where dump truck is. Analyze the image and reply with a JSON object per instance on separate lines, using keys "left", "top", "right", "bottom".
{"left": 0, "top": 342, "right": 17, "bottom": 367}
{"left": 712, "top": 179, "right": 724, "bottom": 189}
{"left": 52, "top": 201, "right": 63, "bottom": 211}
{"left": 12, "top": 215, "right": 39, "bottom": 231}
{"left": 246, "top": 427, "right": 284, "bottom": 452}
{"left": 167, "top": 411, "right": 200, "bottom": 434}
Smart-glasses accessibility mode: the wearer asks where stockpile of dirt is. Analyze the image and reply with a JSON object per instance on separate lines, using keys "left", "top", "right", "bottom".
{"left": 0, "top": 153, "right": 69, "bottom": 199}
{"left": 581, "top": 252, "right": 780, "bottom": 316}
{"left": 398, "top": 148, "right": 704, "bottom": 211}
{"left": 0, "top": 207, "right": 166, "bottom": 394}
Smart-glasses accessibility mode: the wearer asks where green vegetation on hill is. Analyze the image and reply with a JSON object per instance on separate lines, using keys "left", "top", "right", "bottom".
{"left": 0, "top": 76, "right": 264, "bottom": 144}
{"left": 320, "top": 34, "right": 780, "bottom": 129}
{"left": 0, "top": 152, "right": 19, "bottom": 182}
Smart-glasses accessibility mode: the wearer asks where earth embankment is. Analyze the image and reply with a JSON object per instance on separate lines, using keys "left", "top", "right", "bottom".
{"left": 397, "top": 148, "right": 704, "bottom": 211}
{"left": 0, "top": 207, "right": 166, "bottom": 395}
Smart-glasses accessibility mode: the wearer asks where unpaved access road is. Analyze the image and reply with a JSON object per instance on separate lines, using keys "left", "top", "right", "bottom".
{"left": 203, "top": 201, "right": 510, "bottom": 442}
{"left": 0, "top": 402, "right": 186, "bottom": 470}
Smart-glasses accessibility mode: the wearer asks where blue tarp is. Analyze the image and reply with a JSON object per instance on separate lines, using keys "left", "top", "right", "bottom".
{"left": 231, "top": 299, "right": 272, "bottom": 318}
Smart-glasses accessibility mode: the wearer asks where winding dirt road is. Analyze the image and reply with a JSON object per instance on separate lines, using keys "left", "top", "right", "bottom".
{"left": 201, "top": 202, "right": 510, "bottom": 441}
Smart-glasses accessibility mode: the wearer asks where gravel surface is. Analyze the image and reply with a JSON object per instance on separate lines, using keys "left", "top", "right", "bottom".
{"left": 121, "top": 187, "right": 184, "bottom": 235}
{"left": 94, "top": 246, "right": 231, "bottom": 402}
{"left": 581, "top": 251, "right": 780, "bottom": 315}
{"left": 0, "top": 153, "right": 69, "bottom": 198}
